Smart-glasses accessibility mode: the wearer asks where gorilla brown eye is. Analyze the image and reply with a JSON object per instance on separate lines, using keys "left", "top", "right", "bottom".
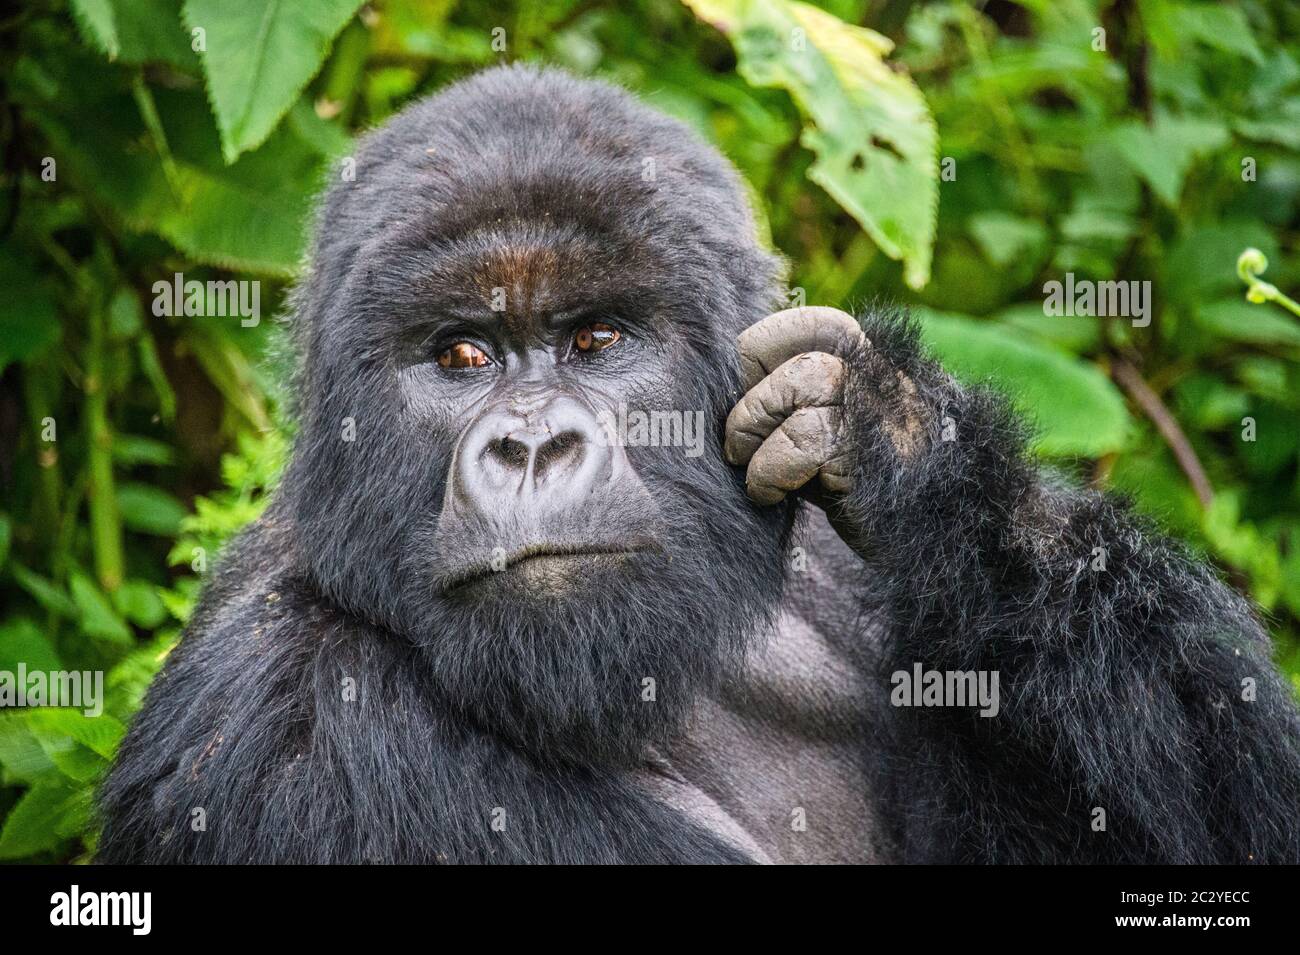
{"left": 437, "top": 342, "right": 490, "bottom": 368}
{"left": 574, "top": 323, "right": 620, "bottom": 353}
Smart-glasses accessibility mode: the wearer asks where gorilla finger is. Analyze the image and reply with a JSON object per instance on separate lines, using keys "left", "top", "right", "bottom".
{"left": 724, "top": 351, "right": 845, "bottom": 466}
{"left": 744, "top": 406, "right": 839, "bottom": 506}
{"left": 737, "top": 306, "right": 866, "bottom": 391}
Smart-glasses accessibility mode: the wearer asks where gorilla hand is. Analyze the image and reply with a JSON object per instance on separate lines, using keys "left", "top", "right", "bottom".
{"left": 724, "top": 306, "right": 927, "bottom": 518}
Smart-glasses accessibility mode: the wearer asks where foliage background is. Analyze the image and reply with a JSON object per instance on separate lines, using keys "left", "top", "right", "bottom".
{"left": 1, "top": 0, "right": 1298, "bottom": 861}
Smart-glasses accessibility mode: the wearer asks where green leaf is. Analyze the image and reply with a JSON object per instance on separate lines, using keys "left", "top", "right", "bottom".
{"left": 184, "top": 0, "right": 364, "bottom": 162}
{"left": 1236, "top": 402, "right": 1299, "bottom": 477}
{"left": 1202, "top": 491, "right": 1281, "bottom": 609}
{"left": 1108, "top": 443, "right": 1203, "bottom": 537}
{"left": 0, "top": 618, "right": 63, "bottom": 674}
{"left": 0, "top": 779, "right": 80, "bottom": 859}
{"left": 684, "top": 0, "right": 937, "bottom": 288}
{"left": 111, "top": 434, "right": 176, "bottom": 467}
{"left": 9, "top": 564, "right": 77, "bottom": 619}
{"left": 112, "top": 0, "right": 200, "bottom": 69}
{"left": 1107, "top": 114, "right": 1230, "bottom": 206}
{"left": 137, "top": 331, "right": 178, "bottom": 423}
{"left": 14, "top": 47, "right": 335, "bottom": 276}
{"left": 69, "top": 0, "right": 121, "bottom": 60}
{"left": 28, "top": 734, "right": 105, "bottom": 783}
{"left": 107, "top": 632, "right": 175, "bottom": 711}
{"left": 182, "top": 325, "right": 272, "bottom": 431}
{"left": 158, "top": 580, "right": 198, "bottom": 625}
{"left": 68, "top": 573, "right": 133, "bottom": 646}
{"left": 967, "top": 212, "right": 1048, "bottom": 268}
{"left": 112, "top": 580, "right": 168, "bottom": 628}
{"left": 0, "top": 713, "right": 58, "bottom": 784}
{"left": 27, "top": 709, "right": 126, "bottom": 760}
{"left": 1194, "top": 299, "right": 1300, "bottom": 348}
{"left": 1172, "top": 4, "right": 1265, "bottom": 65}
{"left": 0, "top": 512, "right": 10, "bottom": 571}
{"left": 916, "top": 309, "right": 1130, "bottom": 457}
{"left": 1174, "top": 373, "right": 1249, "bottom": 430}
{"left": 117, "top": 482, "right": 187, "bottom": 537}
{"left": 1234, "top": 116, "right": 1300, "bottom": 150}
{"left": 0, "top": 254, "right": 60, "bottom": 373}
{"left": 107, "top": 287, "right": 143, "bottom": 339}
{"left": 1165, "top": 222, "right": 1279, "bottom": 307}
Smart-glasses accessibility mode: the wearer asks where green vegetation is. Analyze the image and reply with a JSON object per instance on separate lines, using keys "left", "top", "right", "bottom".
{"left": 1, "top": 0, "right": 1298, "bottom": 861}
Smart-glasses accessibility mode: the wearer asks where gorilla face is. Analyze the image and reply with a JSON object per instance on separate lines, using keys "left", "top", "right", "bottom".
{"left": 283, "top": 66, "right": 792, "bottom": 765}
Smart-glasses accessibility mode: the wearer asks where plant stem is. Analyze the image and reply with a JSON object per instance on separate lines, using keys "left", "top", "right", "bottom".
{"left": 85, "top": 300, "right": 124, "bottom": 591}
{"left": 1111, "top": 359, "right": 1214, "bottom": 509}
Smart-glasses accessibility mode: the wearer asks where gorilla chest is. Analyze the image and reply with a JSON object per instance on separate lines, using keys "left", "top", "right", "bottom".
{"left": 633, "top": 607, "right": 881, "bottom": 864}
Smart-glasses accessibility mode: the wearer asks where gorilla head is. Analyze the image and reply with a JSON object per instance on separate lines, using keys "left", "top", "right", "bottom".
{"left": 281, "top": 65, "right": 792, "bottom": 765}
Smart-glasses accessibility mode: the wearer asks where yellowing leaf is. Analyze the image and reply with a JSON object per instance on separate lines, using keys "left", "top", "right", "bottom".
{"left": 684, "top": 0, "right": 938, "bottom": 288}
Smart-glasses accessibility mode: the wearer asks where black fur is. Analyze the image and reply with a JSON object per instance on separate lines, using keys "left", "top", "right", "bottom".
{"left": 99, "top": 65, "right": 788, "bottom": 863}
{"left": 844, "top": 308, "right": 1300, "bottom": 863}
{"left": 98, "top": 66, "right": 1300, "bottom": 864}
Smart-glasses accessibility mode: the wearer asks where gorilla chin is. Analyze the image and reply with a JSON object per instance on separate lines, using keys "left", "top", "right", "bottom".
{"left": 413, "top": 450, "right": 790, "bottom": 766}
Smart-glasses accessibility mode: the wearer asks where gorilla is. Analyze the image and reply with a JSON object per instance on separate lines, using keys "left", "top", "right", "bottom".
{"left": 99, "top": 65, "right": 1300, "bottom": 864}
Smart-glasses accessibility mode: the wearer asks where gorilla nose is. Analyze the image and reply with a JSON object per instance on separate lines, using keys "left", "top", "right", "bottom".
{"left": 455, "top": 396, "right": 615, "bottom": 506}
{"left": 485, "top": 428, "right": 584, "bottom": 485}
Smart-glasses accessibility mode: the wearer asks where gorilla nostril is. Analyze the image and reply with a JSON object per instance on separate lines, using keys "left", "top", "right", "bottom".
{"left": 485, "top": 430, "right": 585, "bottom": 480}
{"left": 488, "top": 436, "right": 532, "bottom": 470}
{"left": 535, "top": 430, "right": 583, "bottom": 478}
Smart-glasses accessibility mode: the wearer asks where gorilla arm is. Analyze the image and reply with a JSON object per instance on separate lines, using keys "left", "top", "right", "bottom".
{"left": 726, "top": 306, "right": 1300, "bottom": 863}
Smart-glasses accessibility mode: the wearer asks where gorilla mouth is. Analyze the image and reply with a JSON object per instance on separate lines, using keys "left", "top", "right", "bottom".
{"left": 440, "top": 542, "right": 659, "bottom": 594}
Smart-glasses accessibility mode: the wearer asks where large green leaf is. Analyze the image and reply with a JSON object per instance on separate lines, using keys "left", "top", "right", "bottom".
{"left": 9, "top": 565, "right": 76, "bottom": 619}
{"left": 184, "top": 0, "right": 364, "bottom": 162}
{"left": 112, "top": 580, "right": 168, "bottom": 628}
{"left": 684, "top": 0, "right": 937, "bottom": 288}
{"left": 27, "top": 709, "right": 126, "bottom": 761}
{"left": 968, "top": 212, "right": 1048, "bottom": 268}
{"left": 15, "top": 46, "right": 344, "bottom": 275}
{"left": 68, "top": 573, "right": 134, "bottom": 646}
{"left": 1170, "top": 3, "right": 1264, "bottom": 65}
{"left": 0, "top": 713, "right": 58, "bottom": 784}
{"left": 917, "top": 310, "right": 1131, "bottom": 458}
{"left": 1194, "top": 299, "right": 1300, "bottom": 348}
{"left": 112, "top": 0, "right": 200, "bottom": 69}
{"left": 0, "top": 779, "right": 81, "bottom": 860}
{"left": 0, "top": 618, "right": 63, "bottom": 675}
{"left": 117, "top": 483, "right": 188, "bottom": 537}
{"left": 1164, "top": 222, "right": 1279, "bottom": 307}
{"left": 1107, "top": 114, "right": 1230, "bottom": 206}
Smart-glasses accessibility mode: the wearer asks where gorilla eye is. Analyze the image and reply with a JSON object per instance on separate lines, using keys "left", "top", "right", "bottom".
{"left": 574, "top": 323, "right": 620, "bottom": 354}
{"left": 437, "top": 342, "right": 491, "bottom": 368}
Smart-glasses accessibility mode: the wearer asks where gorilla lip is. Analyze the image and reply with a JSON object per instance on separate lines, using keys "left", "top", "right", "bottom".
{"left": 440, "top": 541, "right": 657, "bottom": 594}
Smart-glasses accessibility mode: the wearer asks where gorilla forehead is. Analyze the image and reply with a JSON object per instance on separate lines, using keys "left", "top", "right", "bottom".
{"left": 304, "top": 65, "right": 777, "bottom": 342}
{"left": 354, "top": 64, "right": 758, "bottom": 245}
